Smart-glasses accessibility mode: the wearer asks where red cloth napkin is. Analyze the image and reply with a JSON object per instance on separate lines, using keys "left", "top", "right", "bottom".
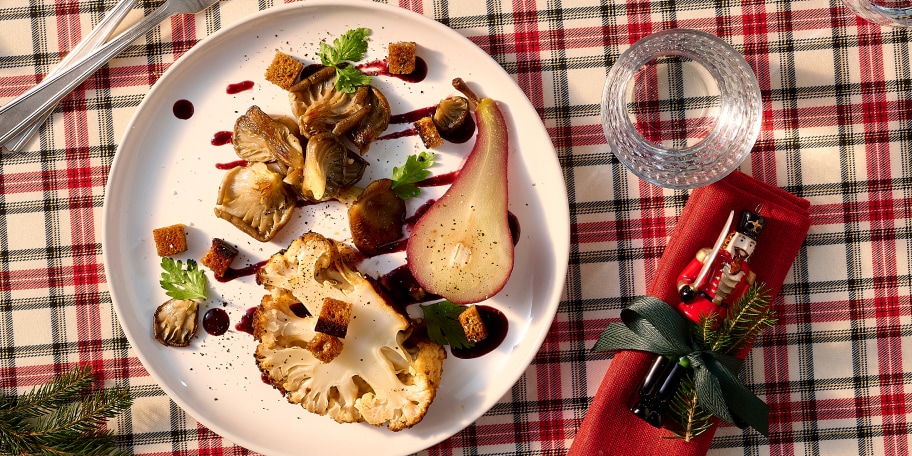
{"left": 569, "top": 171, "right": 811, "bottom": 456}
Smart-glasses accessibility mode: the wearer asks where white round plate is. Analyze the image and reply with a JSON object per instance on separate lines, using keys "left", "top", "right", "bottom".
{"left": 103, "top": 1, "right": 569, "bottom": 454}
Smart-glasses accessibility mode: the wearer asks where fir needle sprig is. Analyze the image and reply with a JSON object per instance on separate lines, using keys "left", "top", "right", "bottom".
{"left": 667, "top": 282, "right": 776, "bottom": 441}
{"left": 668, "top": 373, "right": 714, "bottom": 441}
{"left": 0, "top": 365, "right": 133, "bottom": 455}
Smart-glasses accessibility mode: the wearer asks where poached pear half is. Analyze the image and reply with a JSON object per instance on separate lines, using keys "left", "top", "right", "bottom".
{"left": 406, "top": 93, "right": 513, "bottom": 304}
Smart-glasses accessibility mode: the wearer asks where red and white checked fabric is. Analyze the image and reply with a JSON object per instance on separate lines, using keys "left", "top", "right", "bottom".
{"left": 0, "top": 0, "right": 910, "bottom": 455}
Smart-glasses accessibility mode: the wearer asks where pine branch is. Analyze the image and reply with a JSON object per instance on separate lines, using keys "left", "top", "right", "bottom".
{"left": 1, "top": 366, "right": 95, "bottom": 418}
{"left": 716, "top": 283, "right": 776, "bottom": 355}
{"left": 667, "top": 373, "right": 714, "bottom": 441}
{"left": 696, "top": 311, "right": 724, "bottom": 352}
{"left": 0, "top": 366, "right": 133, "bottom": 456}
{"left": 668, "top": 283, "right": 776, "bottom": 438}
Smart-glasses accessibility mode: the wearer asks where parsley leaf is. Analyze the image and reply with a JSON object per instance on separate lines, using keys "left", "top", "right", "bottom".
{"left": 335, "top": 65, "right": 373, "bottom": 92}
{"left": 391, "top": 151, "right": 435, "bottom": 200}
{"left": 318, "top": 28, "right": 372, "bottom": 93}
{"left": 159, "top": 258, "right": 208, "bottom": 300}
{"left": 420, "top": 301, "right": 473, "bottom": 350}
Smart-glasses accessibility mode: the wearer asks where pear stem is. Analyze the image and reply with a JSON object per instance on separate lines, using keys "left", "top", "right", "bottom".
{"left": 452, "top": 78, "right": 481, "bottom": 105}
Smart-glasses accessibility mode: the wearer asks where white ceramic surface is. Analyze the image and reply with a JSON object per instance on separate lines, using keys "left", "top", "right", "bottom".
{"left": 102, "top": 1, "right": 570, "bottom": 454}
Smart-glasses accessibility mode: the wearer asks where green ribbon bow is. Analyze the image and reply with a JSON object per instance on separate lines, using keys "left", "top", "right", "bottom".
{"left": 593, "top": 296, "right": 770, "bottom": 437}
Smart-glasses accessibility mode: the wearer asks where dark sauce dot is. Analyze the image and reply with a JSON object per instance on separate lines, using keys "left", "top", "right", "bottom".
{"left": 378, "top": 264, "right": 439, "bottom": 306}
{"left": 399, "top": 57, "right": 428, "bottom": 83}
{"left": 173, "top": 99, "right": 194, "bottom": 119}
{"left": 450, "top": 305, "right": 508, "bottom": 359}
{"left": 203, "top": 308, "right": 230, "bottom": 336}
{"left": 508, "top": 211, "right": 521, "bottom": 246}
{"left": 440, "top": 113, "right": 476, "bottom": 144}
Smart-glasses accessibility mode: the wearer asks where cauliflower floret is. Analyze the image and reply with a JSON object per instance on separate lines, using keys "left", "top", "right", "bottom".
{"left": 253, "top": 232, "right": 445, "bottom": 431}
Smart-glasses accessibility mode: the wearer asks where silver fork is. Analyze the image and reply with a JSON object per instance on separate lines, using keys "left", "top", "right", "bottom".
{"left": 0, "top": 0, "right": 222, "bottom": 150}
{"left": 2, "top": 0, "right": 138, "bottom": 152}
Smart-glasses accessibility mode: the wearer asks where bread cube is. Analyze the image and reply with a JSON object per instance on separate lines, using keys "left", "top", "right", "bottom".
{"left": 152, "top": 224, "right": 187, "bottom": 257}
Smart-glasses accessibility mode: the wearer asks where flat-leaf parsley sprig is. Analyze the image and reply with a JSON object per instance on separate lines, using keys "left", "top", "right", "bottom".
{"left": 419, "top": 301, "right": 473, "bottom": 350}
{"left": 391, "top": 151, "right": 435, "bottom": 200}
{"left": 318, "top": 27, "right": 373, "bottom": 93}
{"left": 159, "top": 258, "right": 208, "bottom": 300}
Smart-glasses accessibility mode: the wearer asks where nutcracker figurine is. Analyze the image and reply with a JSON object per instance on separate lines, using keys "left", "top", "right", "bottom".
{"left": 629, "top": 207, "right": 767, "bottom": 427}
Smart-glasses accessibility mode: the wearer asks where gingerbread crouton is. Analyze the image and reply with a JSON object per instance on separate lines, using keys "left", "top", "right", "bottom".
{"left": 265, "top": 51, "right": 304, "bottom": 90}
{"left": 152, "top": 224, "right": 187, "bottom": 257}
{"left": 414, "top": 116, "right": 443, "bottom": 148}
{"left": 315, "top": 297, "right": 353, "bottom": 339}
{"left": 307, "top": 332, "right": 344, "bottom": 363}
{"left": 388, "top": 41, "right": 417, "bottom": 75}
{"left": 200, "top": 238, "right": 238, "bottom": 277}
{"left": 458, "top": 305, "right": 488, "bottom": 343}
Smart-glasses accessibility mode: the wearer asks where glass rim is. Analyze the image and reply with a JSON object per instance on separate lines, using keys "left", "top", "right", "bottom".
{"left": 601, "top": 29, "right": 763, "bottom": 189}
{"left": 841, "top": 0, "right": 912, "bottom": 27}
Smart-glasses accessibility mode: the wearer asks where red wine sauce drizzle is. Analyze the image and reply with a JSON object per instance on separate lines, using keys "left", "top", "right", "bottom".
{"left": 416, "top": 171, "right": 457, "bottom": 187}
{"left": 215, "top": 160, "right": 247, "bottom": 170}
{"left": 377, "top": 128, "right": 417, "bottom": 141}
{"left": 235, "top": 307, "right": 257, "bottom": 334}
{"left": 226, "top": 80, "right": 254, "bottom": 94}
{"left": 379, "top": 104, "right": 476, "bottom": 143}
{"left": 390, "top": 106, "right": 436, "bottom": 124}
{"left": 215, "top": 259, "right": 269, "bottom": 283}
{"left": 357, "top": 57, "right": 428, "bottom": 83}
{"left": 211, "top": 131, "right": 233, "bottom": 146}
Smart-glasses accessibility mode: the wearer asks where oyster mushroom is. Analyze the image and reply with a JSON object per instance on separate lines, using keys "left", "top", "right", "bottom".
{"left": 288, "top": 65, "right": 371, "bottom": 139}
{"left": 214, "top": 162, "right": 297, "bottom": 242}
{"left": 298, "top": 132, "right": 368, "bottom": 202}
{"left": 432, "top": 96, "right": 469, "bottom": 134}
{"left": 347, "top": 86, "right": 391, "bottom": 154}
{"left": 234, "top": 106, "right": 306, "bottom": 168}
{"left": 233, "top": 105, "right": 305, "bottom": 169}
{"left": 348, "top": 178, "right": 406, "bottom": 256}
{"left": 154, "top": 299, "right": 199, "bottom": 347}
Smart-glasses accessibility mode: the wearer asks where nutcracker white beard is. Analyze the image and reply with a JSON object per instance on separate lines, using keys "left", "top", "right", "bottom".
{"left": 712, "top": 260, "right": 746, "bottom": 305}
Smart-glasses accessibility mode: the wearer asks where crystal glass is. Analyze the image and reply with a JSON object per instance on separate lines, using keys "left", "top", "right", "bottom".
{"left": 601, "top": 29, "right": 762, "bottom": 189}
{"left": 841, "top": 0, "right": 912, "bottom": 27}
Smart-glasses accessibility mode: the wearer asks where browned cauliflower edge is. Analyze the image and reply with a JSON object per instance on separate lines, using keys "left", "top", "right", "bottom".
{"left": 252, "top": 232, "right": 446, "bottom": 431}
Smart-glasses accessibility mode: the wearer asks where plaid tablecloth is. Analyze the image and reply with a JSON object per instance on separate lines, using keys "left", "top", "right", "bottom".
{"left": 1, "top": 0, "right": 910, "bottom": 454}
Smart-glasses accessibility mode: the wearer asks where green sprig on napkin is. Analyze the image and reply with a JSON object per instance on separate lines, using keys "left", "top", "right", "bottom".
{"left": 593, "top": 283, "right": 775, "bottom": 439}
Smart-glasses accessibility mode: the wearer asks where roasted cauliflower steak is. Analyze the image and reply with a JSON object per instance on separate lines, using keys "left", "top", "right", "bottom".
{"left": 253, "top": 232, "right": 445, "bottom": 431}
